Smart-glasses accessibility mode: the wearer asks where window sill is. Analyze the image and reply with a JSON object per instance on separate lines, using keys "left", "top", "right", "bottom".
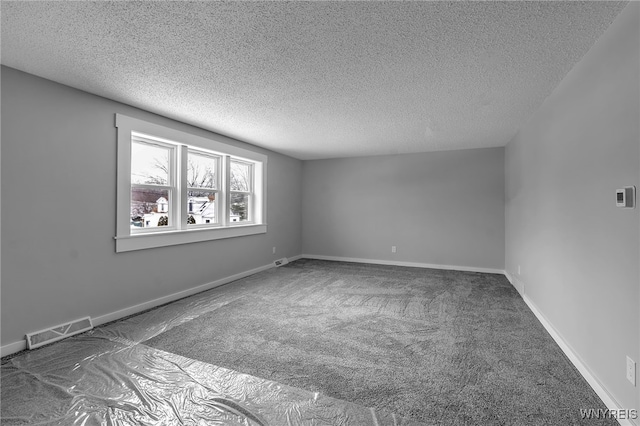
{"left": 115, "top": 224, "right": 267, "bottom": 252}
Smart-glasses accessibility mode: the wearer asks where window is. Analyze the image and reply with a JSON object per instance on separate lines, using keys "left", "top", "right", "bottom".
{"left": 116, "top": 114, "right": 267, "bottom": 252}
{"left": 130, "top": 137, "right": 176, "bottom": 230}
{"left": 229, "top": 159, "right": 253, "bottom": 223}
{"left": 186, "top": 149, "right": 220, "bottom": 228}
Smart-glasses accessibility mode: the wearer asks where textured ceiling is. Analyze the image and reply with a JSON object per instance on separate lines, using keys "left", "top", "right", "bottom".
{"left": 1, "top": 1, "right": 628, "bottom": 160}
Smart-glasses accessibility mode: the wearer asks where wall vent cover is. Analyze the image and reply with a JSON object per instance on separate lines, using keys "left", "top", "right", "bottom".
{"left": 26, "top": 317, "right": 93, "bottom": 350}
{"left": 274, "top": 258, "right": 289, "bottom": 267}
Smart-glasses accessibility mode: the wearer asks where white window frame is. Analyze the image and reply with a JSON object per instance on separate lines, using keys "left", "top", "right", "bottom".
{"left": 115, "top": 114, "right": 267, "bottom": 252}
{"left": 228, "top": 158, "right": 255, "bottom": 225}
{"left": 130, "top": 136, "right": 178, "bottom": 233}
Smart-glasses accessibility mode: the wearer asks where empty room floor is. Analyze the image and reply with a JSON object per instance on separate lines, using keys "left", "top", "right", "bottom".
{"left": 1, "top": 259, "right": 615, "bottom": 425}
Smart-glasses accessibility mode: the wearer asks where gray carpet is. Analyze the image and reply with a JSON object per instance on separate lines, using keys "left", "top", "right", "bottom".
{"left": 144, "top": 259, "right": 615, "bottom": 425}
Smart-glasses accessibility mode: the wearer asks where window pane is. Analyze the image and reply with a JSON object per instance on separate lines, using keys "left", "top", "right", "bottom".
{"left": 131, "top": 187, "right": 170, "bottom": 229}
{"left": 187, "top": 190, "right": 217, "bottom": 225}
{"left": 188, "top": 152, "right": 217, "bottom": 189}
{"left": 230, "top": 193, "right": 250, "bottom": 222}
{"left": 131, "top": 142, "right": 170, "bottom": 185}
{"left": 230, "top": 161, "right": 251, "bottom": 192}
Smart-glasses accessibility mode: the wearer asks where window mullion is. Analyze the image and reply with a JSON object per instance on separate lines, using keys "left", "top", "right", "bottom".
{"left": 179, "top": 145, "right": 188, "bottom": 230}
{"left": 223, "top": 155, "right": 230, "bottom": 225}
{"left": 216, "top": 155, "right": 222, "bottom": 225}
{"left": 250, "top": 163, "right": 254, "bottom": 222}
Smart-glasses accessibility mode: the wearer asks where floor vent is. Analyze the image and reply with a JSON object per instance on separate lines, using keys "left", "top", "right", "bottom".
{"left": 26, "top": 317, "right": 93, "bottom": 350}
{"left": 274, "top": 257, "right": 289, "bottom": 267}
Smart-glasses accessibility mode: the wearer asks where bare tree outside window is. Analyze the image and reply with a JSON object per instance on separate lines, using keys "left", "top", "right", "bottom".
{"left": 135, "top": 151, "right": 218, "bottom": 190}
{"left": 187, "top": 153, "right": 217, "bottom": 192}
{"left": 131, "top": 142, "right": 169, "bottom": 185}
{"left": 230, "top": 161, "right": 250, "bottom": 192}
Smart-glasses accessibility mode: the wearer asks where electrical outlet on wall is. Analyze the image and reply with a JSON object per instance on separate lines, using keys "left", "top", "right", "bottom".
{"left": 272, "top": 246, "right": 276, "bottom": 254}
{"left": 391, "top": 246, "right": 397, "bottom": 253}
{"left": 627, "top": 356, "right": 636, "bottom": 386}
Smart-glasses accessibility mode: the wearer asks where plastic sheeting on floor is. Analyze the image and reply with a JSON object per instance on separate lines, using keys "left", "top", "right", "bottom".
{"left": 1, "top": 274, "right": 425, "bottom": 425}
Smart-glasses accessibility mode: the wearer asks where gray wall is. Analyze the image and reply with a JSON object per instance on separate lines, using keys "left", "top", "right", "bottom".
{"left": 302, "top": 148, "right": 505, "bottom": 270}
{"left": 505, "top": 1, "right": 639, "bottom": 413}
{"left": 1, "top": 66, "right": 303, "bottom": 346}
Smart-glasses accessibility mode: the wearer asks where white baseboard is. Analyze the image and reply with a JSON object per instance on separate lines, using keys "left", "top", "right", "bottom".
{"left": 503, "top": 270, "right": 525, "bottom": 296}
{"left": 301, "top": 254, "right": 505, "bottom": 275}
{"left": 1, "top": 257, "right": 301, "bottom": 358}
{"left": 1, "top": 340, "right": 27, "bottom": 358}
{"left": 91, "top": 261, "right": 278, "bottom": 327}
{"left": 502, "top": 273, "right": 634, "bottom": 426}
